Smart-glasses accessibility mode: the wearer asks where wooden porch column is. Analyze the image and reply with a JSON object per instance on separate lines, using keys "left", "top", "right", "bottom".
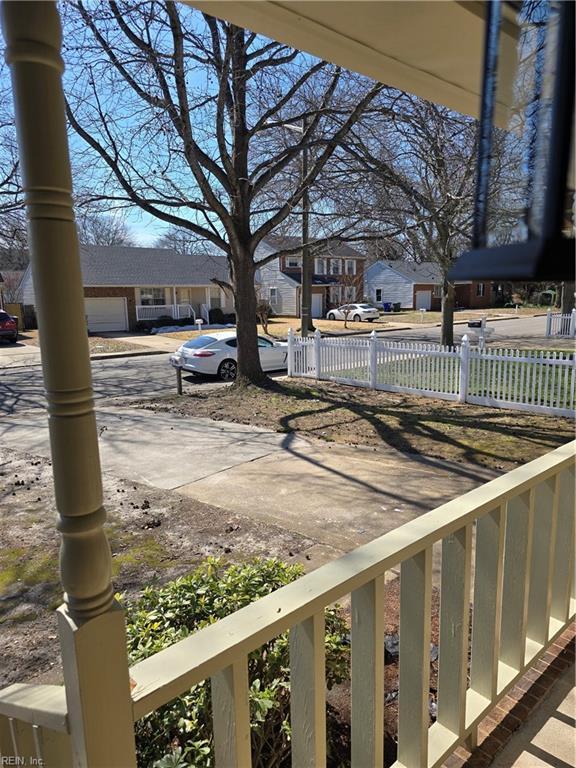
{"left": 1, "top": 3, "right": 136, "bottom": 765}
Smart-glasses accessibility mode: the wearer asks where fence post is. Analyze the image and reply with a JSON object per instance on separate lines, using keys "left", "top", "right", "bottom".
{"left": 570, "top": 309, "right": 576, "bottom": 337}
{"left": 287, "top": 327, "right": 294, "bottom": 377}
{"left": 459, "top": 334, "right": 470, "bottom": 403}
{"left": 546, "top": 308, "right": 552, "bottom": 337}
{"left": 370, "top": 330, "right": 378, "bottom": 389}
{"left": 314, "top": 329, "right": 322, "bottom": 380}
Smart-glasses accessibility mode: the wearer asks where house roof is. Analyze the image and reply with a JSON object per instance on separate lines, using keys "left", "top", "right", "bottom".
{"left": 372, "top": 260, "right": 444, "bottom": 284}
{"left": 263, "top": 236, "right": 366, "bottom": 260}
{"left": 76, "top": 245, "right": 229, "bottom": 287}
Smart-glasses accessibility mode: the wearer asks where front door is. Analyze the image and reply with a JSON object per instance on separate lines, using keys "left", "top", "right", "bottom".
{"left": 415, "top": 290, "right": 432, "bottom": 310}
{"left": 311, "top": 292, "right": 323, "bottom": 318}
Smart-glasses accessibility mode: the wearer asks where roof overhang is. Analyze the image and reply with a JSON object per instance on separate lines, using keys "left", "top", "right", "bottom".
{"left": 187, "top": 1, "right": 519, "bottom": 121}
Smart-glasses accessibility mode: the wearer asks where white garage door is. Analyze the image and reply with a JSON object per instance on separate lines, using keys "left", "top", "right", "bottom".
{"left": 85, "top": 297, "right": 128, "bottom": 333}
{"left": 415, "top": 290, "right": 432, "bottom": 310}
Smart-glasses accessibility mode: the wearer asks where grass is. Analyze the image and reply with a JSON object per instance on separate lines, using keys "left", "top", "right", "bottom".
{"left": 20, "top": 329, "right": 150, "bottom": 355}
{"left": 387, "top": 307, "right": 546, "bottom": 325}
{"left": 314, "top": 348, "right": 574, "bottom": 410}
{"left": 162, "top": 306, "right": 549, "bottom": 343}
{"left": 136, "top": 379, "right": 573, "bottom": 471}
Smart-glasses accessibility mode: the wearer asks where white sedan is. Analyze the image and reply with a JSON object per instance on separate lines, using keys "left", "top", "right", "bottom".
{"left": 170, "top": 331, "right": 288, "bottom": 381}
{"left": 326, "top": 303, "right": 380, "bottom": 322}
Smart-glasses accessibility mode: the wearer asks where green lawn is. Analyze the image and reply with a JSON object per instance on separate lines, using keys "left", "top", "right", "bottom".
{"left": 314, "top": 348, "right": 574, "bottom": 410}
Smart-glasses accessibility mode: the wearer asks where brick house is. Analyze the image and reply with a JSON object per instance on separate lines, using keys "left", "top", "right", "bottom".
{"left": 20, "top": 245, "right": 232, "bottom": 332}
{"left": 364, "top": 260, "right": 493, "bottom": 310}
{"left": 255, "top": 236, "right": 366, "bottom": 317}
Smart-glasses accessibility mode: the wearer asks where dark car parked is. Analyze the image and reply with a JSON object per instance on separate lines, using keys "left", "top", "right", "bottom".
{"left": 0, "top": 310, "right": 18, "bottom": 343}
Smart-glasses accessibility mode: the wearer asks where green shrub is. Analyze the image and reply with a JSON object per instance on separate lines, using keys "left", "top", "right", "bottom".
{"left": 124, "top": 558, "right": 349, "bottom": 767}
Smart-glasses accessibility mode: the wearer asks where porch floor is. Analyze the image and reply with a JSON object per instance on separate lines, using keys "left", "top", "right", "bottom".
{"left": 491, "top": 665, "right": 575, "bottom": 768}
{"left": 445, "top": 624, "right": 575, "bottom": 768}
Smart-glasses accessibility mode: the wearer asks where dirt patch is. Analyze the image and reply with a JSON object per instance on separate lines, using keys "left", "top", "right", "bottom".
{"left": 123, "top": 379, "right": 572, "bottom": 472}
{"left": 0, "top": 449, "right": 315, "bottom": 686}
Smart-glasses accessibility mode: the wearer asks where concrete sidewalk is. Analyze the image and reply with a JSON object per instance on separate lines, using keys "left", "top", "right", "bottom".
{"left": 0, "top": 406, "right": 496, "bottom": 571}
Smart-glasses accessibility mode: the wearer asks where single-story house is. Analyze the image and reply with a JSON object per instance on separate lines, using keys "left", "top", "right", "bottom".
{"left": 255, "top": 236, "right": 367, "bottom": 318}
{"left": 364, "top": 260, "right": 494, "bottom": 310}
{"left": 20, "top": 245, "right": 233, "bottom": 332}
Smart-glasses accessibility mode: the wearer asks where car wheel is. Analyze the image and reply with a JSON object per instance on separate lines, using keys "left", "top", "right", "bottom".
{"left": 367, "top": 318, "right": 375, "bottom": 323}
{"left": 9, "top": 335, "right": 17, "bottom": 343}
{"left": 328, "top": 312, "right": 336, "bottom": 321}
{"left": 353, "top": 314, "right": 361, "bottom": 322}
{"left": 218, "top": 359, "right": 237, "bottom": 382}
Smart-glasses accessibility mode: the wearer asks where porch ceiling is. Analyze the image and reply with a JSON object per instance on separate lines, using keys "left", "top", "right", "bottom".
{"left": 186, "top": 1, "right": 519, "bottom": 120}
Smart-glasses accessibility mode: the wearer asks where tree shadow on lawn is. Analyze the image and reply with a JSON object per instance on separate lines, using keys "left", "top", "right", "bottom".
{"left": 267, "top": 380, "right": 570, "bottom": 471}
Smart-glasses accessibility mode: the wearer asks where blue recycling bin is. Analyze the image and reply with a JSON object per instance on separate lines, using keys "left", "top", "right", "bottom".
{"left": 383, "top": 302, "right": 392, "bottom": 312}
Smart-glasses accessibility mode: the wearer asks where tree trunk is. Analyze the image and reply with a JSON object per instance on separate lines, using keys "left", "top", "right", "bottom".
{"left": 441, "top": 278, "right": 455, "bottom": 347}
{"left": 561, "top": 281, "right": 575, "bottom": 313}
{"left": 232, "top": 254, "right": 267, "bottom": 386}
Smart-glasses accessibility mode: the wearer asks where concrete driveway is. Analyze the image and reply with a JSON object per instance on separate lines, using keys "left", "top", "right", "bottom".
{"left": 0, "top": 405, "right": 496, "bottom": 570}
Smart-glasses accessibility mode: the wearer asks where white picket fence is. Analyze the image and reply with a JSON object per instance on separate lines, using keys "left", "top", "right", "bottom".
{"left": 288, "top": 330, "right": 575, "bottom": 418}
{"left": 546, "top": 308, "right": 576, "bottom": 337}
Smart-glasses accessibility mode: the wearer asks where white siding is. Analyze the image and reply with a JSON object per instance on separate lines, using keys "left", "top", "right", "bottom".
{"left": 20, "top": 266, "right": 35, "bottom": 306}
{"left": 255, "top": 256, "right": 298, "bottom": 316}
{"left": 364, "top": 263, "right": 414, "bottom": 308}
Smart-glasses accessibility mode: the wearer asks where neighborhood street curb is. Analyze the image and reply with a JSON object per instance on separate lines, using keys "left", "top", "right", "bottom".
{"left": 90, "top": 348, "right": 168, "bottom": 361}
{"left": 0, "top": 347, "right": 168, "bottom": 370}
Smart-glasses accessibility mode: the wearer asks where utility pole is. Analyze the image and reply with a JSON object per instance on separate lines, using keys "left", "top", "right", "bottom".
{"left": 300, "top": 115, "right": 314, "bottom": 337}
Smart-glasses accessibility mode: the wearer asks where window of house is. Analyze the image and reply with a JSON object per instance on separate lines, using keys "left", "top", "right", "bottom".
{"left": 140, "top": 287, "right": 165, "bottom": 306}
{"left": 330, "top": 259, "right": 341, "bottom": 275}
{"left": 375, "top": 288, "right": 383, "bottom": 303}
{"left": 476, "top": 282, "right": 485, "bottom": 297}
{"left": 286, "top": 256, "right": 301, "bottom": 268}
{"left": 209, "top": 287, "right": 222, "bottom": 308}
{"left": 345, "top": 260, "right": 356, "bottom": 276}
{"left": 344, "top": 285, "right": 356, "bottom": 301}
{"left": 269, "top": 287, "right": 278, "bottom": 304}
{"left": 329, "top": 286, "right": 342, "bottom": 304}
{"left": 433, "top": 284, "right": 442, "bottom": 298}
{"left": 314, "top": 258, "right": 326, "bottom": 274}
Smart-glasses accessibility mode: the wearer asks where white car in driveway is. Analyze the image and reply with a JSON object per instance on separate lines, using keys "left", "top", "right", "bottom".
{"left": 326, "top": 303, "right": 380, "bottom": 322}
{"left": 170, "top": 331, "right": 288, "bottom": 381}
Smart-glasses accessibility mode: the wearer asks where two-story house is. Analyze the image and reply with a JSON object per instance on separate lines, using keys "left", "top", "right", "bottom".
{"left": 255, "top": 236, "right": 366, "bottom": 317}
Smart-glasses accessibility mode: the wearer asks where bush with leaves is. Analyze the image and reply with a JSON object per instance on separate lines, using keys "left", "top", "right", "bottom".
{"left": 124, "top": 558, "right": 349, "bottom": 767}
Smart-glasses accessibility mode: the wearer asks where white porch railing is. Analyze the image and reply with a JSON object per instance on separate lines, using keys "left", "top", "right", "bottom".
{"left": 0, "top": 442, "right": 574, "bottom": 767}
{"left": 546, "top": 308, "right": 576, "bottom": 337}
{"left": 288, "top": 330, "right": 576, "bottom": 417}
{"left": 135, "top": 303, "right": 195, "bottom": 322}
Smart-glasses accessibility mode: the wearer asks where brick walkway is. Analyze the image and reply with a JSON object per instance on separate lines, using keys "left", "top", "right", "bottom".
{"left": 444, "top": 623, "right": 575, "bottom": 767}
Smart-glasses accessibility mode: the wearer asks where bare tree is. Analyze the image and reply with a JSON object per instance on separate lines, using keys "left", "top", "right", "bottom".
{"left": 0, "top": 64, "right": 26, "bottom": 264}
{"left": 326, "top": 95, "right": 518, "bottom": 345}
{"left": 76, "top": 210, "right": 135, "bottom": 246}
{"left": 0, "top": 270, "right": 24, "bottom": 303}
{"left": 62, "top": 1, "right": 383, "bottom": 384}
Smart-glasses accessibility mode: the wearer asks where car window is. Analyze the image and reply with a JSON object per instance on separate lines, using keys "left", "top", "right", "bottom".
{"left": 225, "top": 339, "right": 238, "bottom": 348}
{"left": 257, "top": 337, "right": 273, "bottom": 348}
{"left": 358, "top": 304, "right": 375, "bottom": 309}
{"left": 182, "top": 335, "right": 217, "bottom": 349}
{"left": 0, "top": 312, "right": 10, "bottom": 321}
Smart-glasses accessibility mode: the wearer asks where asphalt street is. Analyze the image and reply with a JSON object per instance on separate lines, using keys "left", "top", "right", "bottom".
{"left": 0, "top": 354, "right": 217, "bottom": 416}
{"left": 376, "top": 314, "right": 550, "bottom": 344}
